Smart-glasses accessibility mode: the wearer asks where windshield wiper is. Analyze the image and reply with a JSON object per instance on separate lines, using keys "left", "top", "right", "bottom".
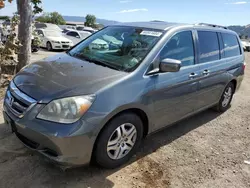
{"left": 73, "top": 53, "right": 122, "bottom": 71}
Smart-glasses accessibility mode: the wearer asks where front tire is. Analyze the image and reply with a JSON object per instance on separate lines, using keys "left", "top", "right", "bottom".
{"left": 46, "top": 41, "right": 53, "bottom": 51}
{"left": 94, "top": 113, "right": 143, "bottom": 169}
{"left": 214, "top": 82, "right": 235, "bottom": 112}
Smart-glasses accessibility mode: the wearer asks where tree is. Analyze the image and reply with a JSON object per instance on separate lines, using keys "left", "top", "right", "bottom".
{"left": 16, "top": 0, "right": 42, "bottom": 72}
{"left": 16, "top": 0, "right": 33, "bottom": 72}
{"left": 0, "top": 0, "right": 42, "bottom": 74}
{"left": 49, "top": 12, "right": 66, "bottom": 25}
{"left": 36, "top": 12, "right": 66, "bottom": 25}
{"left": 85, "top": 14, "right": 96, "bottom": 27}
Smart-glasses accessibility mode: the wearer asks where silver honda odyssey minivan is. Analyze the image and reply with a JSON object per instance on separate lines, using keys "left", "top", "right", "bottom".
{"left": 3, "top": 22, "right": 245, "bottom": 168}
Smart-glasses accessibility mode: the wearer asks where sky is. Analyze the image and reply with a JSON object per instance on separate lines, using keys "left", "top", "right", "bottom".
{"left": 1, "top": 0, "right": 250, "bottom": 26}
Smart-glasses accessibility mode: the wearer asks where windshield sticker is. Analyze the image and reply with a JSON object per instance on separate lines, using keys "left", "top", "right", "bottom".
{"left": 140, "top": 31, "right": 162, "bottom": 37}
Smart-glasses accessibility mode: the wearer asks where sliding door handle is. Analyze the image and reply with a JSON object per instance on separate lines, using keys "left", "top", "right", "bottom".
{"left": 202, "top": 70, "right": 210, "bottom": 76}
{"left": 189, "top": 73, "right": 198, "bottom": 79}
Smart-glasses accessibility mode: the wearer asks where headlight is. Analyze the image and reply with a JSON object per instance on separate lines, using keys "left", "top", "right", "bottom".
{"left": 37, "top": 95, "right": 95, "bottom": 124}
{"left": 51, "top": 40, "right": 60, "bottom": 44}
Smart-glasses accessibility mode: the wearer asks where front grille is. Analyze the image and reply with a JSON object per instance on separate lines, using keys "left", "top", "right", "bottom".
{"left": 5, "top": 81, "right": 36, "bottom": 118}
{"left": 62, "top": 45, "right": 69, "bottom": 48}
{"left": 61, "top": 41, "right": 70, "bottom": 44}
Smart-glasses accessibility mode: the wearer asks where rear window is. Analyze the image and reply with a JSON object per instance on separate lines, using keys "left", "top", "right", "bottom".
{"left": 221, "top": 33, "right": 241, "bottom": 58}
{"left": 198, "top": 31, "right": 220, "bottom": 63}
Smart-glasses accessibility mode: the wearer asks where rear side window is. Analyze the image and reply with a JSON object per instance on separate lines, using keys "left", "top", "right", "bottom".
{"left": 221, "top": 33, "right": 241, "bottom": 58}
{"left": 67, "top": 31, "right": 79, "bottom": 37}
{"left": 198, "top": 31, "right": 220, "bottom": 63}
{"left": 159, "top": 31, "right": 195, "bottom": 67}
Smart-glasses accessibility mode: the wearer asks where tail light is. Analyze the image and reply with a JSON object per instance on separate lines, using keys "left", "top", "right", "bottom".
{"left": 243, "top": 62, "right": 246, "bottom": 71}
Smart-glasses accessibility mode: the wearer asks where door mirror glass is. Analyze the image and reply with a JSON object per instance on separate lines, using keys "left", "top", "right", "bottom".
{"left": 160, "top": 58, "right": 181, "bottom": 72}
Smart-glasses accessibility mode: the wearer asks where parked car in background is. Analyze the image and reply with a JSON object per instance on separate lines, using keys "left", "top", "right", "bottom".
{"left": 35, "top": 23, "right": 62, "bottom": 32}
{"left": 76, "top": 26, "right": 97, "bottom": 33}
{"left": 63, "top": 30, "right": 92, "bottom": 45}
{"left": 241, "top": 40, "right": 250, "bottom": 52}
{"left": 62, "top": 28, "right": 75, "bottom": 34}
{"left": 59, "top": 25, "right": 77, "bottom": 31}
{"left": 0, "top": 26, "right": 39, "bottom": 53}
{"left": 36, "top": 29, "right": 73, "bottom": 51}
{"left": 3, "top": 22, "right": 245, "bottom": 169}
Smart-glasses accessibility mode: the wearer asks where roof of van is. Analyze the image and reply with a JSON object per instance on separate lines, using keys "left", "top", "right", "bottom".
{"left": 115, "top": 21, "right": 182, "bottom": 30}
{"left": 114, "top": 22, "right": 236, "bottom": 33}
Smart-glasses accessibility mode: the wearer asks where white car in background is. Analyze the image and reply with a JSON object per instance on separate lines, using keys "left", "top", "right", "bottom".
{"left": 63, "top": 30, "right": 92, "bottom": 45}
{"left": 35, "top": 23, "right": 62, "bottom": 32}
{"left": 241, "top": 40, "right": 250, "bottom": 52}
{"left": 76, "top": 26, "right": 97, "bottom": 33}
{"left": 36, "top": 29, "right": 73, "bottom": 51}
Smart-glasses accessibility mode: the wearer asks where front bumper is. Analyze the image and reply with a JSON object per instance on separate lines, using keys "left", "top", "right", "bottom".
{"left": 51, "top": 43, "right": 72, "bottom": 50}
{"left": 3, "top": 99, "right": 96, "bottom": 167}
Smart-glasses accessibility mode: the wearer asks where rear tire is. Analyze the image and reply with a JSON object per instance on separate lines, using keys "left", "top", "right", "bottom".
{"left": 213, "top": 82, "right": 235, "bottom": 112}
{"left": 94, "top": 113, "right": 143, "bottom": 169}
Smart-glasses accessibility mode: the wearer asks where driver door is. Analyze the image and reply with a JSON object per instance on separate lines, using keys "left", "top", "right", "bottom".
{"left": 151, "top": 30, "right": 201, "bottom": 130}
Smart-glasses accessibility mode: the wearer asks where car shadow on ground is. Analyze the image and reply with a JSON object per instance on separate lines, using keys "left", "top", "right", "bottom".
{"left": 0, "top": 108, "right": 222, "bottom": 187}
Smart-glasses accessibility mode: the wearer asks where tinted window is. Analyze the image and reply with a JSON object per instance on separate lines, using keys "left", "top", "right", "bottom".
{"left": 67, "top": 31, "right": 79, "bottom": 37}
{"left": 37, "top": 30, "right": 44, "bottom": 36}
{"left": 35, "top": 23, "right": 46, "bottom": 29}
{"left": 221, "top": 33, "right": 241, "bottom": 58}
{"left": 198, "top": 31, "right": 220, "bottom": 63}
{"left": 159, "top": 31, "right": 195, "bottom": 67}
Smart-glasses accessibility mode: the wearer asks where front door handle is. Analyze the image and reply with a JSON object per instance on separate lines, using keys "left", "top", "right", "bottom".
{"left": 202, "top": 70, "right": 210, "bottom": 76}
{"left": 189, "top": 73, "right": 198, "bottom": 79}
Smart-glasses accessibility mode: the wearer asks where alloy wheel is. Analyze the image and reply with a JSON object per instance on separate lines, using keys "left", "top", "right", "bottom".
{"left": 222, "top": 87, "right": 232, "bottom": 107}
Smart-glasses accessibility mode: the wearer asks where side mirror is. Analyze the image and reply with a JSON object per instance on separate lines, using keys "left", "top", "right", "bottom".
{"left": 39, "top": 34, "right": 43, "bottom": 37}
{"left": 76, "top": 35, "right": 80, "bottom": 38}
{"left": 159, "top": 58, "right": 181, "bottom": 72}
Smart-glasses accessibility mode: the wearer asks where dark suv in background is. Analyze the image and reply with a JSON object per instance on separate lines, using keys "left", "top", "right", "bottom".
{"left": 3, "top": 22, "right": 245, "bottom": 168}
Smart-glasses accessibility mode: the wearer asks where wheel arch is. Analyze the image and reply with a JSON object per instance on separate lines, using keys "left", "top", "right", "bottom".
{"left": 230, "top": 79, "right": 237, "bottom": 93}
{"left": 91, "top": 107, "right": 150, "bottom": 162}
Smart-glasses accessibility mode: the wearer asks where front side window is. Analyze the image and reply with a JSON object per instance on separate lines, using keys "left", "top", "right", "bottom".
{"left": 69, "top": 26, "right": 162, "bottom": 72}
{"left": 198, "top": 31, "right": 220, "bottom": 63}
{"left": 36, "top": 30, "right": 44, "bottom": 36}
{"left": 221, "top": 33, "right": 241, "bottom": 58}
{"left": 159, "top": 31, "right": 195, "bottom": 67}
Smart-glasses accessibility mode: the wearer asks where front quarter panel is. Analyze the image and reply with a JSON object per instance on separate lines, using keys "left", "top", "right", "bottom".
{"left": 81, "top": 73, "right": 156, "bottom": 136}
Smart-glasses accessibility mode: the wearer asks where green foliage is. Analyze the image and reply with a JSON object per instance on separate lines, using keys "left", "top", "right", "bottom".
{"left": 31, "top": 0, "right": 42, "bottom": 14}
{"left": 85, "top": 14, "right": 96, "bottom": 27}
{"left": 36, "top": 12, "right": 66, "bottom": 25}
{"left": 32, "top": 24, "right": 41, "bottom": 46}
{"left": 0, "top": 16, "right": 9, "bottom": 20}
{"left": 0, "top": 14, "right": 21, "bottom": 62}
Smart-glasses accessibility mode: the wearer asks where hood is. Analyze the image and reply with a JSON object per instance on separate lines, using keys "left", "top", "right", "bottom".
{"left": 14, "top": 53, "right": 128, "bottom": 102}
{"left": 47, "top": 36, "right": 72, "bottom": 42}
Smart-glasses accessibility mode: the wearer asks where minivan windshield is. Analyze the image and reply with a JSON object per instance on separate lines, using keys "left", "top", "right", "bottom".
{"left": 68, "top": 26, "right": 163, "bottom": 72}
